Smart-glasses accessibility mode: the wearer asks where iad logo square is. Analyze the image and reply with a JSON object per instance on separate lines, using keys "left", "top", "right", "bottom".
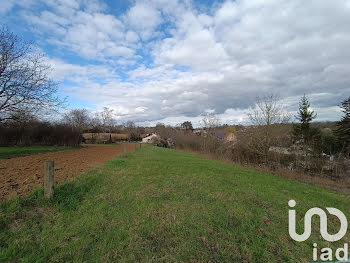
{"left": 288, "top": 200, "right": 349, "bottom": 262}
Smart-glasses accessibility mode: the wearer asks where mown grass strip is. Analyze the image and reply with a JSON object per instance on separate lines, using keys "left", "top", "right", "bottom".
{"left": 0, "top": 146, "right": 74, "bottom": 159}
{"left": 0, "top": 146, "right": 349, "bottom": 262}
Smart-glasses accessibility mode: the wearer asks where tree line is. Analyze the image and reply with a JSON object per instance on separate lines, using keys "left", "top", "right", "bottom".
{"left": 160, "top": 94, "right": 349, "bottom": 179}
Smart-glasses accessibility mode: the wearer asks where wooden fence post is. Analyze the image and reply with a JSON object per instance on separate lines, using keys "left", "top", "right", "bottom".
{"left": 124, "top": 144, "right": 127, "bottom": 157}
{"left": 44, "top": 161, "right": 54, "bottom": 199}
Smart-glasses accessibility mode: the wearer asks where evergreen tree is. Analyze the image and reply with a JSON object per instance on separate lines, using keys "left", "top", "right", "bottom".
{"left": 292, "top": 95, "right": 318, "bottom": 144}
{"left": 336, "top": 97, "right": 350, "bottom": 155}
{"left": 181, "top": 121, "right": 193, "bottom": 131}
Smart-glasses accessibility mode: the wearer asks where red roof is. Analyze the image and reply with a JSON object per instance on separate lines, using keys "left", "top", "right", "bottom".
{"left": 224, "top": 132, "right": 233, "bottom": 139}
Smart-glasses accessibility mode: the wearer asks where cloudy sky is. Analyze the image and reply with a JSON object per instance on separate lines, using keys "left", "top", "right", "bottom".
{"left": 2, "top": 0, "right": 350, "bottom": 126}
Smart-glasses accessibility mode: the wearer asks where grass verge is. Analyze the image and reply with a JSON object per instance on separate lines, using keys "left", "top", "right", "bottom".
{"left": 1, "top": 146, "right": 349, "bottom": 262}
{"left": 0, "top": 146, "right": 74, "bottom": 159}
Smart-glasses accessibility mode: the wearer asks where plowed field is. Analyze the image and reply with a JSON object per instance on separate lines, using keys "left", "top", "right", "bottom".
{"left": 0, "top": 143, "right": 137, "bottom": 200}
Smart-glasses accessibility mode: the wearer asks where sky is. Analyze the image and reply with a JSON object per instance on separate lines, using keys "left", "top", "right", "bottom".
{"left": 1, "top": 0, "right": 350, "bottom": 127}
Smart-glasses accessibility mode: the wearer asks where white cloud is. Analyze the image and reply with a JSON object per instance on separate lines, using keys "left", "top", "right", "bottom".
{"left": 124, "top": 2, "right": 163, "bottom": 41}
{"left": 0, "top": 0, "right": 37, "bottom": 14}
{"left": 60, "top": 12, "right": 135, "bottom": 59}
{"left": 6, "top": 0, "right": 350, "bottom": 125}
{"left": 21, "top": 1, "right": 137, "bottom": 61}
{"left": 0, "top": 1, "right": 15, "bottom": 14}
{"left": 46, "top": 58, "right": 119, "bottom": 83}
{"left": 154, "top": 11, "right": 229, "bottom": 71}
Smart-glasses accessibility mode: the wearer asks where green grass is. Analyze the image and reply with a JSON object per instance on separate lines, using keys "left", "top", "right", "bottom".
{"left": 0, "top": 146, "right": 74, "bottom": 159}
{"left": 1, "top": 146, "right": 349, "bottom": 262}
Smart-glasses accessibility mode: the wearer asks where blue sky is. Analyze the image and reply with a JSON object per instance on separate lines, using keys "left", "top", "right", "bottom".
{"left": 1, "top": 0, "right": 350, "bottom": 126}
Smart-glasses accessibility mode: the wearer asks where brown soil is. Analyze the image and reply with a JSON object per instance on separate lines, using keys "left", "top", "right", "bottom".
{"left": 0, "top": 143, "right": 138, "bottom": 201}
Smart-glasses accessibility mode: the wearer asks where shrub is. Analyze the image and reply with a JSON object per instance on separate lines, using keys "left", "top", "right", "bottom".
{"left": 0, "top": 121, "right": 81, "bottom": 146}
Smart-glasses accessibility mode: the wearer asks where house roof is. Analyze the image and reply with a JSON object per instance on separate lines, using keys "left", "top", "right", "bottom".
{"left": 217, "top": 134, "right": 225, "bottom": 139}
{"left": 224, "top": 132, "right": 234, "bottom": 138}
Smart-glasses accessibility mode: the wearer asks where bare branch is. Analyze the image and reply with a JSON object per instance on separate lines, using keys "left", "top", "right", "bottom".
{"left": 0, "top": 27, "right": 63, "bottom": 121}
{"left": 248, "top": 93, "right": 290, "bottom": 126}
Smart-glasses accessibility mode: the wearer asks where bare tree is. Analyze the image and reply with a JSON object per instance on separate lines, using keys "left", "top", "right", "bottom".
{"left": 7, "top": 109, "right": 37, "bottom": 145}
{"left": 63, "top": 109, "right": 90, "bottom": 145}
{"left": 89, "top": 112, "right": 101, "bottom": 132}
{"left": 124, "top": 120, "right": 135, "bottom": 129}
{"left": 201, "top": 113, "right": 221, "bottom": 129}
{"left": 248, "top": 93, "right": 290, "bottom": 126}
{"left": 100, "top": 107, "right": 114, "bottom": 133}
{"left": 63, "top": 109, "right": 90, "bottom": 132}
{"left": 124, "top": 120, "right": 137, "bottom": 141}
{"left": 0, "top": 28, "right": 62, "bottom": 121}
{"left": 199, "top": 113, "right": 221, "bottom": 152}
{"left": 247, "top": 93, "right": 290, "bottom": 160}
{"left": 200, "top": 113, "right": 221, "bottom": 135}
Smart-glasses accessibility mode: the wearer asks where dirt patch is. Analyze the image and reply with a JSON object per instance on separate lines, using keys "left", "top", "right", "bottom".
{"left": 0, "top": 143, "right": 138, "bottom": 201}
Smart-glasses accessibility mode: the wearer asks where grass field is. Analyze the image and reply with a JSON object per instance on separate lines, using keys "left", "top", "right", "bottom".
{"left": 0, "top": 146, "right": 74, "bottom": 159}
{"left": 1, "top": 146, "right": 349, "bottom": 262}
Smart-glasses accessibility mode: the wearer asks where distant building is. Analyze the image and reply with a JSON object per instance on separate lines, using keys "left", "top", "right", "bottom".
{"left": 217, "top": 134, "right": 225, "bottom": 140}
{"left": 142, "top": 133, "right": 159, "bottom": 143}
{"left": 140, "top": 134, "right": 148, "bottom": 139}
{"left": 216, "top": 132, "right": 237, "bottom": 142}
{"left": 224, "top": 132, "right": 236, "bottom": 142}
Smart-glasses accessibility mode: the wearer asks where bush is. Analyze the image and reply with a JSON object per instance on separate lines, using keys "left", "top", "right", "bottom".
{"left": 169, "top": 125, "right": 349, "bottom": 179}
{"left": 0, "top": 121, "right": 81, "bottom": 146}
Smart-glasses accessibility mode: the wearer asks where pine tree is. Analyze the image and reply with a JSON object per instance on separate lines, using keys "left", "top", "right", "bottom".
{"left": 292, "top": 95, "right": 317, "bottom": 144}
{"left": 181, "top": 121, "right": 193, "bottom": 131}
{"left": 336, "top": 97, "right": 350, "bottom": 155}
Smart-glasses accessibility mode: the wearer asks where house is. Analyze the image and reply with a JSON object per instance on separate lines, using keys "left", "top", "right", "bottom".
{"left": 216, "top": 132, "right": 236, "bottom": 142}
{"left": 224, "top": 132, "right": 236, "bottom": 142}
{"left": 217, "top": 134, "right": 225, "bottom": 140}
{"left": 140, "top": 134, "right": 148, "bottom": 139}
{"left": 142, "top": 133, "right": 159, "bottom": 143}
